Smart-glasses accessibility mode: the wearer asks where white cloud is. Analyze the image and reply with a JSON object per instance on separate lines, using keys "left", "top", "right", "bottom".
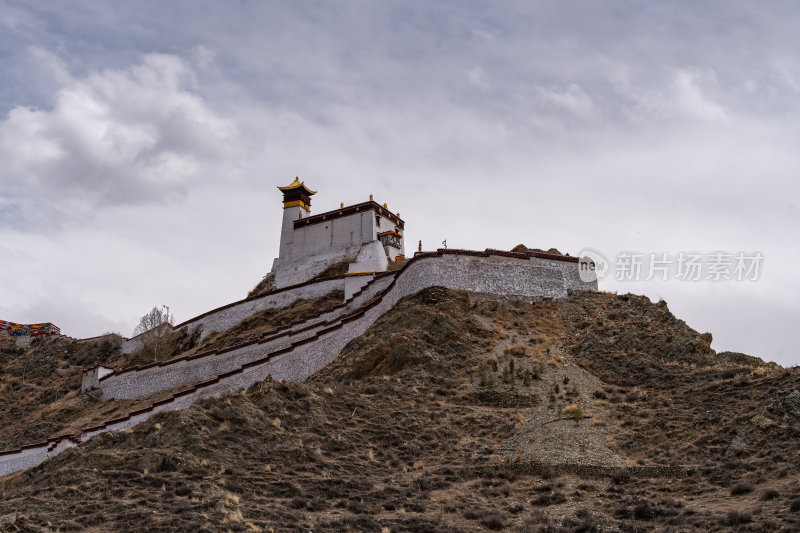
{"left": 468, "top": 66, "right": 489, "bottom": 91}
{"left": 620, "top": 67, "right": 728, "bottom": 123}
{"left": 535, "top": 83, "right": 594, "bottom": 117}
{"left": 470, "top": 28, "right": 495, "bottom": 44}
{"left": 193, "top": 45, "right": 217, "bottom": 69}
{"left": 28, "top": 46, "right": 74, "bottom": 85}
{"left": 773, "top": 57, "right": 800, "bottom": 92}
{"left": 0, "top": 52, "right": 237, "bottom": 221}
{"left": 670, "top": 68, "right": 727, "bottom": 121}
{"left": 0, "top": 2, "right": 798, "bottom": 367}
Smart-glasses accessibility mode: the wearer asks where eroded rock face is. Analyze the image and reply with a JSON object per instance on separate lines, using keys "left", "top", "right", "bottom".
{"left": 728, "top": 414, "right": 775, "bottom": 454}
{"left": 728, "top": 389, "right": 800, "bottom": 454}
{"left": 783, "top": 390, "right": 800, "bottom": 418}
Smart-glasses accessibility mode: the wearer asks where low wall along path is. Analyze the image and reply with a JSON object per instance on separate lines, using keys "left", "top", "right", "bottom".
{"left": 1, "top": 249, "right": 594, "bottom": 478}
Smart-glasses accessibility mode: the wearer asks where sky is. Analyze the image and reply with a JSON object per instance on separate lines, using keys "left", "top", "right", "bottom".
{"left": 0, "top": 1, "right": 798, "bottom": 365}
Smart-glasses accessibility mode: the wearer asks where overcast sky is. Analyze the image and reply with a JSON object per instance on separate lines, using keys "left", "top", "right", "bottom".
{"left": 0, "top": 1, "right": 798, "bottom": 365}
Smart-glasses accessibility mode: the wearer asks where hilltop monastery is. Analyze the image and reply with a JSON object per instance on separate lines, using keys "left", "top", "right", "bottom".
{"left": 271, "top": 178, "right": 406, "bottom": 288}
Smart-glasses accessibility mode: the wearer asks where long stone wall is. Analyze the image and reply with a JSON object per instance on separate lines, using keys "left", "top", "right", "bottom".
{"left": 96, "top": 250, "right": 587, "bottom": 400}
{"left": 90, "top": 272, "right": 400, "bottom": 399}
{"left": 120, "top": 277, "right": 348, "bottom": 354}
{"left": 89, "top": 251, "right": 588, "bottom": 401}
{"left": 180, "top": 277, "right": 346, "bottom": 340}
{"left": 2, "top": 249, "right": 594, "bottom": 478}
{"left": 0, "top": 436, "right": 79, "bottom": 478}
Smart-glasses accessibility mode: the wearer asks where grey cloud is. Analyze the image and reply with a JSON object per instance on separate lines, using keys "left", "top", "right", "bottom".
{"left": 0, "top": 52, "right": 236, "bottom": 221}
{"left": 0, "top": 1, "right": 798, "bottom": 366}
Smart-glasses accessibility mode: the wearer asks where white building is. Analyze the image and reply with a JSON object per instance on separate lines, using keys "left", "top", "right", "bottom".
{"left": 270, "top": 178, "right": 405, "bottom": 288}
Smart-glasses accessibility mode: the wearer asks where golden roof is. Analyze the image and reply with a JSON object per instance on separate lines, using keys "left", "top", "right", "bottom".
{"left": 277, "top": 177, "right": 317, "bottom": 195}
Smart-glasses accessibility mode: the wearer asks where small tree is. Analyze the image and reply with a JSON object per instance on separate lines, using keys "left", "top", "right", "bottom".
{"left": 133, "top": 306, "right": 174, "bottom": 361}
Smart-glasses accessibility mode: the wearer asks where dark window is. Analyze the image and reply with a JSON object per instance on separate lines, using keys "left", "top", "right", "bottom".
{"left": 379, "top": 232, "right": 402, "bottom": 249}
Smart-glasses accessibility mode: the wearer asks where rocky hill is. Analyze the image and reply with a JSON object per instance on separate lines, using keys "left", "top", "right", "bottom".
{"left": 0, "top": 288, "right": 798, "bottom": 531}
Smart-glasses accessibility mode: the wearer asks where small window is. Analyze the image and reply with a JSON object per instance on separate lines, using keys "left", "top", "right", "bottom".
{"left": 375, "top": 215, "right": 381, "bottom": 227}
{"left": 378, "top": 231, "right": 402, "bottom": 249}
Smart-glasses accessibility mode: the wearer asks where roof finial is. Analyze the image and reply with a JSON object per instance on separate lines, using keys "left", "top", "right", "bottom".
{"left": 369, "top": 194, "right": 373, "bottom": 202}
{"left": 278, "top": 178, "right": 317, "bottom": 195}
{"left": 418, "top": 240, "right": 422, "bottom": 252}
{"left": 383, "top": 202, "right": 387, "bottom": 209}
{"left": 340, "top": 202, "right": 344, "bottom": 208}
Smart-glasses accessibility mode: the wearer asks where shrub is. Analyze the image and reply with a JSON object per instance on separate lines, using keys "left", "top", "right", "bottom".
{"left": 481, "top": 513, "right": 505, "bottom": 530}
{"left": 509, "top": 345, "right": 527, "bottom": 356}
{"left": 502, "top": 365, "right": 515, "bottom": 385}
{"left": 790, "top": 499, "right": 800, "bottom": 512}
{"left": 730, "top": 482, "right": 753, "bottom": 496}
{"left": 479, "top": 366, "right": 496, "bottom": 388}
{"left": 633, "top": 501, "right": 657, "bottom": 520}
{"left": 523, "top": 372, "right": 532, "bottom": 387}
{"left": 463, "top": 509, "right": 481, "bottom": 520}
{"left": 760, "top": 489, "right": 780, "bottom": 501}
{"left": 538, "top": 465, "right": 558, "bottom": 480}
{"left": 563, "top": 404, "right": 583, "bottom": 424}
{"left": 610, "top": 468, "right": 630, "bottom": 485}
{"left": 722, "top": 510, "right": 752, "bottom": 526}
{"left": 532, "top": 492, "right": 566, "bottom": 506}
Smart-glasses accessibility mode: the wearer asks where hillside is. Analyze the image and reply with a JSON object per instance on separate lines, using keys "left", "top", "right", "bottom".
{"left": 0, "top": 288, "right": 798, "bottom": 531}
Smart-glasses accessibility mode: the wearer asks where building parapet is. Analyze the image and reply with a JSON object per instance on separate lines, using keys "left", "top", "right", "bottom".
{"left": 293, "top": 200, "right": 404, "bottom": 230}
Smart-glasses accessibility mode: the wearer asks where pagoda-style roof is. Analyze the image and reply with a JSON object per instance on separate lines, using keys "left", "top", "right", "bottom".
{"left": 278, "top": 177, "right": 317, "bottom": 196}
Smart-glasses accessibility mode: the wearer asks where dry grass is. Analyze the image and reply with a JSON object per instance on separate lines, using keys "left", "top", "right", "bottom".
{"left": 1, "top": 288, "right": 797, "bottom": 531}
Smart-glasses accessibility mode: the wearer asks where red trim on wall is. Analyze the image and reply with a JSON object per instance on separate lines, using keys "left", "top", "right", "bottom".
{"left": 293, "top": 201, "right": 405, "bottom": 230}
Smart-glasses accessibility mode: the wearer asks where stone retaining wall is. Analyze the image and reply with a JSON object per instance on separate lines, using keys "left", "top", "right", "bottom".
{"left": 119, "top": 277, "right": 349, "bottom": 354}
{"left": 91, "top": 251, "right": 589, "bottom": 400}
{"left": 0, "top": 436, "right": 79, "bottom": 478}
{"left": 495, "top": 461, "right": 688, "bottom": 479}
{"left": 3, "top": 249, "right": 594, "bottom": 478}
{"left": 90, "top": 272, "right": 401, "bottom": 399}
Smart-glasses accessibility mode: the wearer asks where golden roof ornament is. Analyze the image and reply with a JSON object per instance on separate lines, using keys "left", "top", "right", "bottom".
{"left": 278, "top": 177, "right": 317, "bottom": 195}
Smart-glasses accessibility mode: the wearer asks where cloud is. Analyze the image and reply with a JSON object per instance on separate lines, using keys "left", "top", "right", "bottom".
{"left": 669, "top": 68, "right": 727, "bottom": 121}
{"left": 619, "top": 67, "right": 728, "bottom": 123}
{"left": 0, "top": 52, "right": 236, "bottom": 226}
{"left": 0, "top": 2, "right": 798, "bottom": 367}
{"left": 773, "top": 57, "right": 800, "bottom": 92}
{"left": 535, "top": 83, "right": 594, "bottom": 117}
{"left": 193, "top": 45, "right": 217, "bottom": 69}
{"left": 467, "top": 66, "right": 489, "bottom": 91}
